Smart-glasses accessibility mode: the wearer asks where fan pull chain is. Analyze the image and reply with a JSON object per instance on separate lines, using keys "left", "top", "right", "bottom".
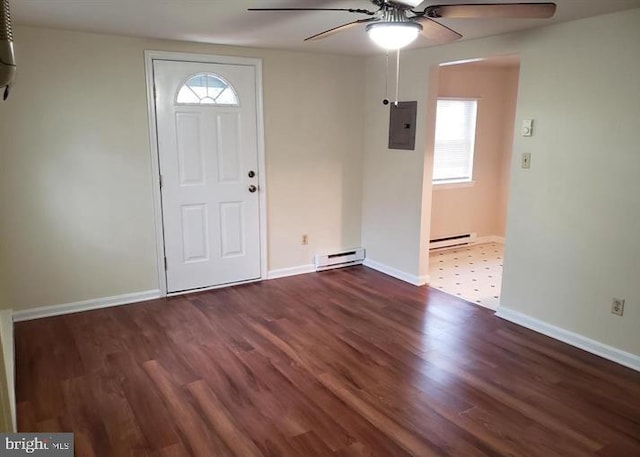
{"left": 395, "top": 47, "right": 400, "bottom": 106}
{"left": 382, "top": 52, "right": 390, "bottom": 105}
{"left": 381, "top": 49, "right": 401, "bottom": 106}
{"left": 385, "top": 52, "right": 389, "bottom": 100}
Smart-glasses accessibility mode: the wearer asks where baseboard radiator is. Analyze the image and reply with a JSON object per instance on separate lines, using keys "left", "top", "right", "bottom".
{"left": 315, "top": 248, "right": 365, "bottom": 272}
{"left": 429, "top": 232, "right": 477, "bottom": 250}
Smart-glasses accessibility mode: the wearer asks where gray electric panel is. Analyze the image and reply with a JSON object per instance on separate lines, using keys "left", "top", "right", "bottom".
{"left": 388, "top": 101, "right": 417, "bottom": 150}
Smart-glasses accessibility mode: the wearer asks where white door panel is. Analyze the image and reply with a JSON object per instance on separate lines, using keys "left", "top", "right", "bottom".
{"left": 216, "top": 113, "right": 242, "bottom": 183}
{"left": 175, "top": 113, "right": 205, "bottom": 185}
{"left": 154, "top": 60, "right": 262, "bottom": 293}
{"left": 181, "top": 204, "right": 209, "bottom": 263}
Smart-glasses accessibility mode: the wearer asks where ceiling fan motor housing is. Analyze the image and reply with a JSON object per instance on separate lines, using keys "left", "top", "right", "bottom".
{"left": 366, "top": 6, "right": 423, "bottom": 32}
{"left": 381, "top": 6, "right": 415, "bottom": 24}
{"left": 372, "top": 0, "right": 421, "bottom": 9}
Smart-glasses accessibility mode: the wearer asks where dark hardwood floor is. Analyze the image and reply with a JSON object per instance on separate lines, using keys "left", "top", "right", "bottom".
{"left": 15, "top": 266, "right": 640, "bottom": 457}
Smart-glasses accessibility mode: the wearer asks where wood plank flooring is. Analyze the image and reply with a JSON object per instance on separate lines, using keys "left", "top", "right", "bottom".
{"left": 15, "top": 266, "right": 640, "bottom": 457}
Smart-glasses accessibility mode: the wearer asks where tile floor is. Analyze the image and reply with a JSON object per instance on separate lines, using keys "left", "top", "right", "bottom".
{"left": 428, "top": 242, "right": 504, "bottom": 310}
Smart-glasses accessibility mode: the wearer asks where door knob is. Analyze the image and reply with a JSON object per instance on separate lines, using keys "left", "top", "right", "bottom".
{"left": 248, "top": 185, "right": 258, "bottom": 193}
{"left": 248, "top": 170, "right": 256, "bottom": 178}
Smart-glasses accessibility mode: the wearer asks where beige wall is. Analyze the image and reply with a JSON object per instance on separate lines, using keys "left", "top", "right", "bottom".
{"left": 0, "top": 310, "right": 13, "bottom": 432}
{"left": 362, "top": 53, "right": 432, "bottom": 281}
{"left": 500, "top": 10, "right": 640, "bottom": 356}
{"left": 0, "top": 347, "right": 12, "bottom": 432}
{"left": 362, "top": 8, "right": 640, "bottom": 356}
{"left": 0, "top": 277, "right": 10, "bottom": 431}
{"left": 430, "top": 63, "right": 518, "bottom": 240}
{"left": 0, "top": 26, "right": 364, "bottom": 311}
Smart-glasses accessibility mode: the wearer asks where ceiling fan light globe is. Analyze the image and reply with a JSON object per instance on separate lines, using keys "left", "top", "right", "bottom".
{"left": 366, "top": 22, "right": 422, "bottom": 50}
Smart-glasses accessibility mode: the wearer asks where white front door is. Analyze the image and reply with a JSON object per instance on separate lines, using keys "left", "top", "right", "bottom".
{"left": 153, "top": 59, "right": 262, "bottom": 293}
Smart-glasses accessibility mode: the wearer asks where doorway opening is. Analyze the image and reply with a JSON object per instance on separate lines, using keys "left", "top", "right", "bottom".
{"left": 427, "top": 55, "right": 520, "bottom": 310}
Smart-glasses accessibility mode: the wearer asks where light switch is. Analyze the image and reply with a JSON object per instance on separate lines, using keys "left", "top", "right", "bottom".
{"left": 522, "top": 119, "right": 533, "bottom": 137}
{"left": 521, "top": 152, "right": 531, "bottom": 169}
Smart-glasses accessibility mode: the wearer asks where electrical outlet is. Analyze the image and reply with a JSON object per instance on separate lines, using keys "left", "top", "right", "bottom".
{"left": 611, "top": 298, "right": 625, "bottom": 316}
{"left": 521, "top": 152, "right": 531, "bottom": 169}
{"left": 301, "top": 234, "right": 309, "bottom": 245}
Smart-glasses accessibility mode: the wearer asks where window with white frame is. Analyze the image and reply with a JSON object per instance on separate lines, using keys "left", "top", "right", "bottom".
{"left": 432, "top": 98, "right": 478, "bottom": 183}
{"left": 176, "top": 73, "right": 239, "bottom": 106}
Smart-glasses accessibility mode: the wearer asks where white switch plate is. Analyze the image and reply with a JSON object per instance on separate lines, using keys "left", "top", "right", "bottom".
{"left": 522, "top": 119, "right": 533, "bottom": 136}
{"left": 521, "top": 152, "right": 531, "bottom": 169}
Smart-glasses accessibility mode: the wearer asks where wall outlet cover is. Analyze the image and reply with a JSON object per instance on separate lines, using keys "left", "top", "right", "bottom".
{"left": 611, "top": 298, "right": 625, "bottom": 316}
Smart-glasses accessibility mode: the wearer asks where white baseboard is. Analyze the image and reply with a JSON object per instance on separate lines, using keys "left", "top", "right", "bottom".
{"left": 496, "top": 307, "right": 640, "bottom": 372}
{"left": 363, "top": 259, "right": 429, "bottom": 286}
{"left": 475, "top": 235, "right": 505, "bottom": 244}
{"left": 267, "top": 264, "right": 316, "bottom": 280}
{"left": 12, "top": 289, "right": 162, "bottom": 322}
{"left": 0, "top": 309, "right": 15, "bottom": 432}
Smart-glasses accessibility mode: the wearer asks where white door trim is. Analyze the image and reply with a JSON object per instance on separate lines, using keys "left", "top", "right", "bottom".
{"left": 144, "top": 50, "right": 268, "bottom": 297}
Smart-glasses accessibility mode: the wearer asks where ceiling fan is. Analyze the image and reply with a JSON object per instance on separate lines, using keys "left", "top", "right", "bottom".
{"left": 248, "top": 1, "right": 557, "bottom": 50}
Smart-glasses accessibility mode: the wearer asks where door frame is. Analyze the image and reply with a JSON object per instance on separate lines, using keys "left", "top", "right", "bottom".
{"left": 144, "top": 50, "right": 268, "bottom": 297}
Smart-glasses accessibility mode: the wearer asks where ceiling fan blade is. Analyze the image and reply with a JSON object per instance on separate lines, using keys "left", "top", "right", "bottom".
{"left": 428, "top": 3, "right": 557, "bottom": 19}
{"left": 414, "top": 17, "right": 463, "bottom": 44}
{"left": 248, "top": 8, "right": 376, "bottom": 16}
{"left": 305, "top": 18, "right": 379, "bottom": 42}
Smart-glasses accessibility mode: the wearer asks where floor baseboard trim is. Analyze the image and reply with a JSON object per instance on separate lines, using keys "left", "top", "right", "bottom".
{"left": 496, "top": 307, "right": 640, "bottom": 372}
{"left": 363, "top": 259, "right": 429, "bottom": 286}
{"left": 0, "top": 309, "right": 15, "bottom": 431}
{"left": 475, "top": 235, "right": 505, "bottom": 245}
{"left": 267, "top": 264, "right": 316, "bottom": 280}
{"left": 12, "top": 290, "right": 162, "bottom": 322}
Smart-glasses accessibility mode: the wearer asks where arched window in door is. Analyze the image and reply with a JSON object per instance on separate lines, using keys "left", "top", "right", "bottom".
{"left": 176, "top": 73, "right": 239, "bottom": 106}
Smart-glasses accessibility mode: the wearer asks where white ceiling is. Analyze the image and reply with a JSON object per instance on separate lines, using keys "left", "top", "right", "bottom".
{"left": 12, "top": 0, "right": 640, "bottom": 55}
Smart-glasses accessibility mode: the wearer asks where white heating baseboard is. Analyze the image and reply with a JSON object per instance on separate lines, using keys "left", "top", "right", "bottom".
{"left": 430, "top": 232, "right": 477, "bottom": 250}
{"left": 315, "top": 248, "right": 365, "bottom": 272}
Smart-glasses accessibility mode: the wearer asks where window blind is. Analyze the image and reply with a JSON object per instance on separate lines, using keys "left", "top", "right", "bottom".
{"left": 432, "top": 98, "right": 478, "bottom": 182}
